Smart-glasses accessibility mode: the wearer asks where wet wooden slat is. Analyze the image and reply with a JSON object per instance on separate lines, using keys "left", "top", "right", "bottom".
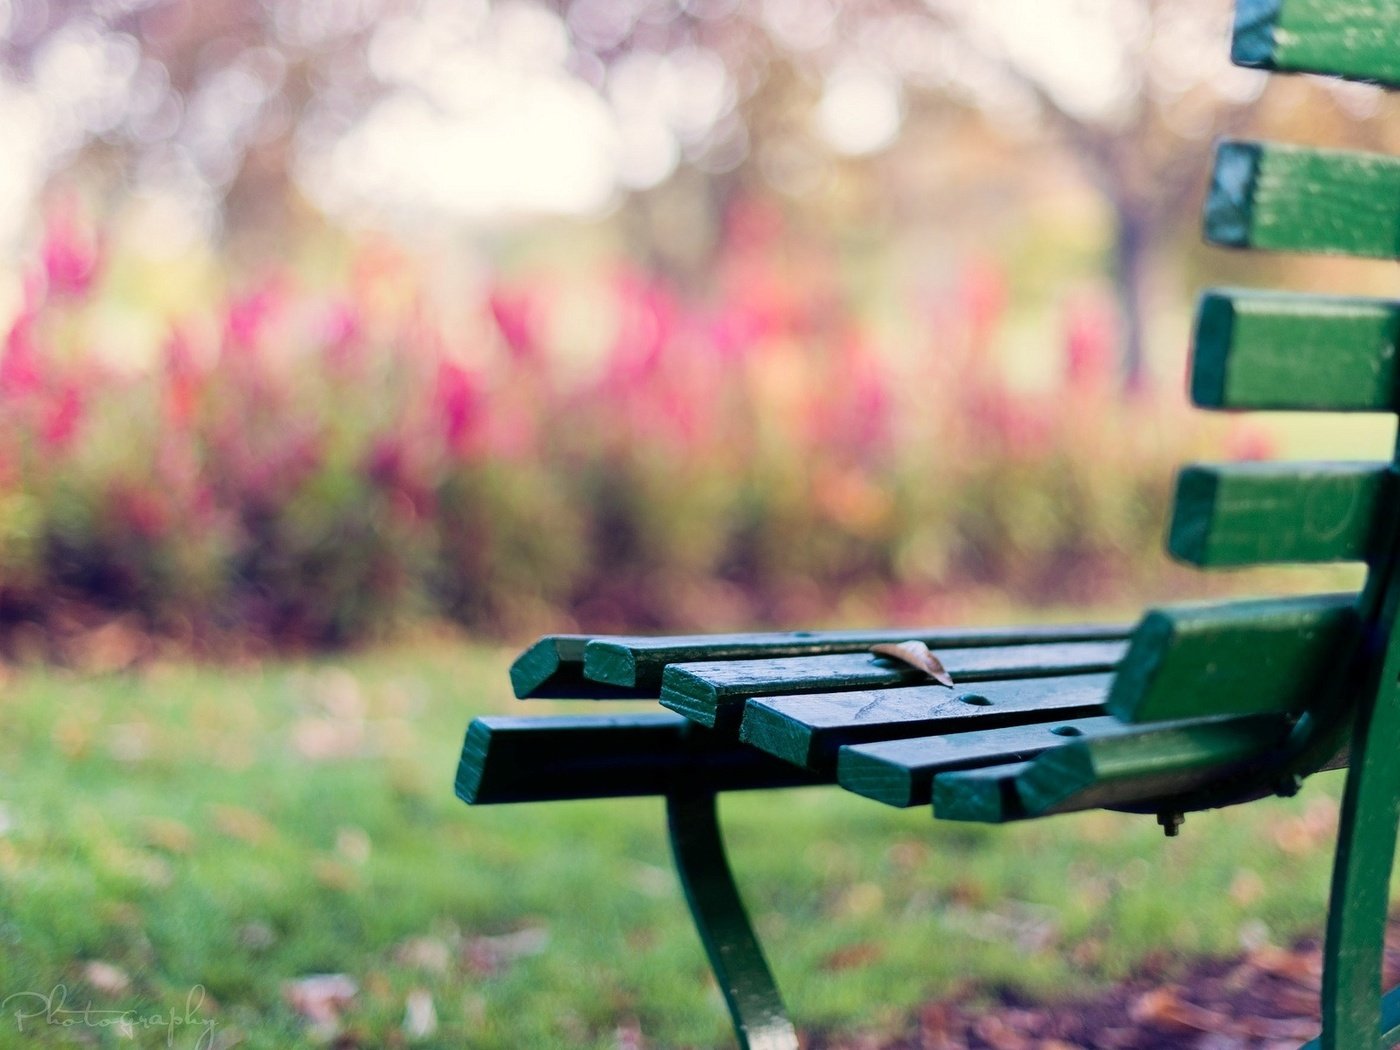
{"left": 580, "top": 622, "right": 1131, "bottom": 691}
{"left": 509, "top": 636, "right": 658, "bottom": 699}
{"left": 660, "top": 641, "right": 1126, "bottom": 733}
{"left": 456, "top": 713, "right": 825, "bottom": 804}
{"left": 837, "top": 715, "right": 1128, "bottom": 808}
{"left": 737, "top": 673, "right": 1112, "bottom": 770}
{"left": 933, "top": 716, "right": 1290, "bottom": 823}
{"left": 930, "top": 761, "right": 1035, "bottom": 824}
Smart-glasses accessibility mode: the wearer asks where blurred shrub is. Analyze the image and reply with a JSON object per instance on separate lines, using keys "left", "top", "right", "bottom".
{"left": 0, "top": 206, "right": 1258, "bottom": 651}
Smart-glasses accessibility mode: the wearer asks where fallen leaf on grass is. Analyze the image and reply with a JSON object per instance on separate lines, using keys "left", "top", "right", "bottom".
{"left": 292, "top": 718, "right": 365, "bottom": 761}
{"left": 403, "top": 988, "right": 436, "bottom": 1040}
{"left": 284, "top": 973, "right": 357, "bottom": 1029}
{"left": 82, "top": 960, "right": 131, "bottom": 997}
{"left": 393, "top": 936, "right": 452, "bottom": 975}
{"left": 237, "top": 921, "right": 276, "bottom": 952}
{"left": 820, "top": 942, "right": 884, "bottom": 972}
{"left": 464, "top": 927, "right": 549, "bottom": 977}
{"left": 1244, "top": 943, "right": 1322, "bottom": 986}
{"left": 210, "top": 804, "right": 276, "bottom": 846}
{"left": 335, "top": 826, "right": 371, "bottom": 866}
{"left": 142, "top": 817, "right": 195, "bottom": 855}
{"left": 870, "top": 641, "right": 954, "bottom": 686}
{"left": 1130, "top": 987, "right": 1317, "bottom": 1041}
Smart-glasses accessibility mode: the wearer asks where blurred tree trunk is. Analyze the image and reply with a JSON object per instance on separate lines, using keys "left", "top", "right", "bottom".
{"left": 1111, "top": 201, "right": 1154, "bottom": 393}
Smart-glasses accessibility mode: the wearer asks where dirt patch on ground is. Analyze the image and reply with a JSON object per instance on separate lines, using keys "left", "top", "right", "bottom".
{"left": 813, "top": 918, "right": 1400, "bottom": 1049}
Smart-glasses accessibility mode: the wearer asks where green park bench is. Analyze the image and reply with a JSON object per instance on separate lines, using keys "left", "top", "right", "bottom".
{"left": 456, "top": 2, "right": 1400, "bottom": 1047}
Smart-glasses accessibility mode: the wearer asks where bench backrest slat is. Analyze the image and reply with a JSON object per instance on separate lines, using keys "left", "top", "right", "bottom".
{"left": 1168, "top": 462, "right": 1391, "bottom": 566}
{"left": 1206, "top": 141, "right": 1400, "bottom": 258}
{"left": 1107, "top": 593, "right": 1361, "bottom": 722}
{"left": 1192, "top": 291, "right": 1400, "bottom": 411}
{"left": 1233, "top": 0, "right": 1400, "bottom": 88}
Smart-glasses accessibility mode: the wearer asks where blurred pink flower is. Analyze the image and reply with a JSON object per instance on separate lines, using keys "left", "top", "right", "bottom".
{"left": 435, "top": 360, "right": 483, "bottom": 456}
{"left": 1, "top": 312, "right": 43, "bottom": 396}
{"left": 163, "top": 326, "right": 203, "bottom": 426}
{"left": 487, "top": 287, "right": 539, "bottom": 361}
{"left": 606, "top": 270, "right": 677, "bottom": 384}
{"left": 707, "top": 307, "right": 762, "bottom": 362}
{"left": 224, "top": 282, "right": 284, "bottom": 353}
{"left": 321, "top": 301, "right": 363, "bottom": 370}
{"left": 41, "top": 382, "right": 84, "bottom": 451}
{"left": 959, "top": 257, "right": 1007, "bottom": 344}
{"left": 1063, "top": 293, "right": 1116, "bottom": 392}
{"left": 40, "top": 206, "right": 102, "bottom": 299}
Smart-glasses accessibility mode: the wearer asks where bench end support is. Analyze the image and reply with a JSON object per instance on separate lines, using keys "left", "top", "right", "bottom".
{"left": 666, "top": 791, "right": 798, "bottom": 1050}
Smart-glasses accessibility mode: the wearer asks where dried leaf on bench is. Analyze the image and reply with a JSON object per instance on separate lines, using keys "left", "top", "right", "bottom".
{"left": 870, "top": 641, "right": 955, "bottom": 687}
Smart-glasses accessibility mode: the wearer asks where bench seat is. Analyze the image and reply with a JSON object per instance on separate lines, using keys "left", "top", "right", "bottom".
{"left": 460, "top": 590, "right": 1361, "bottom": 819}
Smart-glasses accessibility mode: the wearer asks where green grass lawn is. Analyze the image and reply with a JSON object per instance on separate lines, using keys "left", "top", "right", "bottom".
{"left": 0, "top": 636, "right": 1350, "bottom": 1049}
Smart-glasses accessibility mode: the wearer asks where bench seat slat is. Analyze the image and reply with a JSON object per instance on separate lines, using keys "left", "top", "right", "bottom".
{"left": 933, "top": 715, "right": 1291, "bottom": 822}
{"left": 578, "top": 622, "right": 1131, "bottom": 691}
{"left": 1206, "top": 141, "right": 1400, "bottom": 259}
{"left": 509, "top": 636, "right": 659, "bottom": 699}
{"left": 736, "top": 673, "right": 1113, "bottom": 770}
{"left": 456, "top": 713, "right": 824, "bottom": 804}
{"left": 1108, "top": 592, "right": 1360, "bottom": 723}
{"left": 837, "top": 715, "right": 1130, "bottom": 808}
{"left": 929, "top": 762, "right": 1035, "bottom": 823}
{"left": 659, "top": 640, "right": 1127, "bottom": 732}
{"left": 1192, "top": 290, "right": 1400, "bottom": 412}
{"left": 1233, "top": 0, "right": 1400, "bottom": 89}
{"left": 1169, "top": 462, "right": 1389, "bottom": 566}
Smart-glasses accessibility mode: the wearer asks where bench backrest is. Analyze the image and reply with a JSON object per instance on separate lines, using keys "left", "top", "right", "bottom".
{"left": 1107, "top": 3, "right": 1400, "bottom": 757}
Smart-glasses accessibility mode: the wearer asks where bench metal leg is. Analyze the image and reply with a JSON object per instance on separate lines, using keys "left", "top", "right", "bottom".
{"left": 1314, "top": 611, "right": 1400, "bottom": 1049}
{"left": 665, "top": 790, "right": 799, "bottom": 1050}
{"left": 1301, "top": 981, "right": 1400, "bottom": 1048}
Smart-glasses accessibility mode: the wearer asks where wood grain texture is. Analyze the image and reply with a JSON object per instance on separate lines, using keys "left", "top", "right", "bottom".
{"left": 1205, "top": 141, "right": 1400, "bottom": 259}
{"left": 659, "top": 641, "right": 1126, "bottom": 733}
{"left": 1191, "top": 290, "right": 1400, "bottom": 412}
{"left": 581, "top": 622, "right": 1130, "bottom": 690}
{"left": 1168, "top": 462, "right": 1390, "bottom": 566}
{"left": 1107, "top": 592, "right": 1361, "bottom": 723}
{"left": 836, "top": 715, "right": 1126, "bottom": 808}
{"left": 1233, "top": 0, "right": 1400, "bottom": 88}
{"left": 737, "top": 673, "right": 1112, "bottom": 770}
{"left": 456, "top": 713, "right": 824, "bottom": 804}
